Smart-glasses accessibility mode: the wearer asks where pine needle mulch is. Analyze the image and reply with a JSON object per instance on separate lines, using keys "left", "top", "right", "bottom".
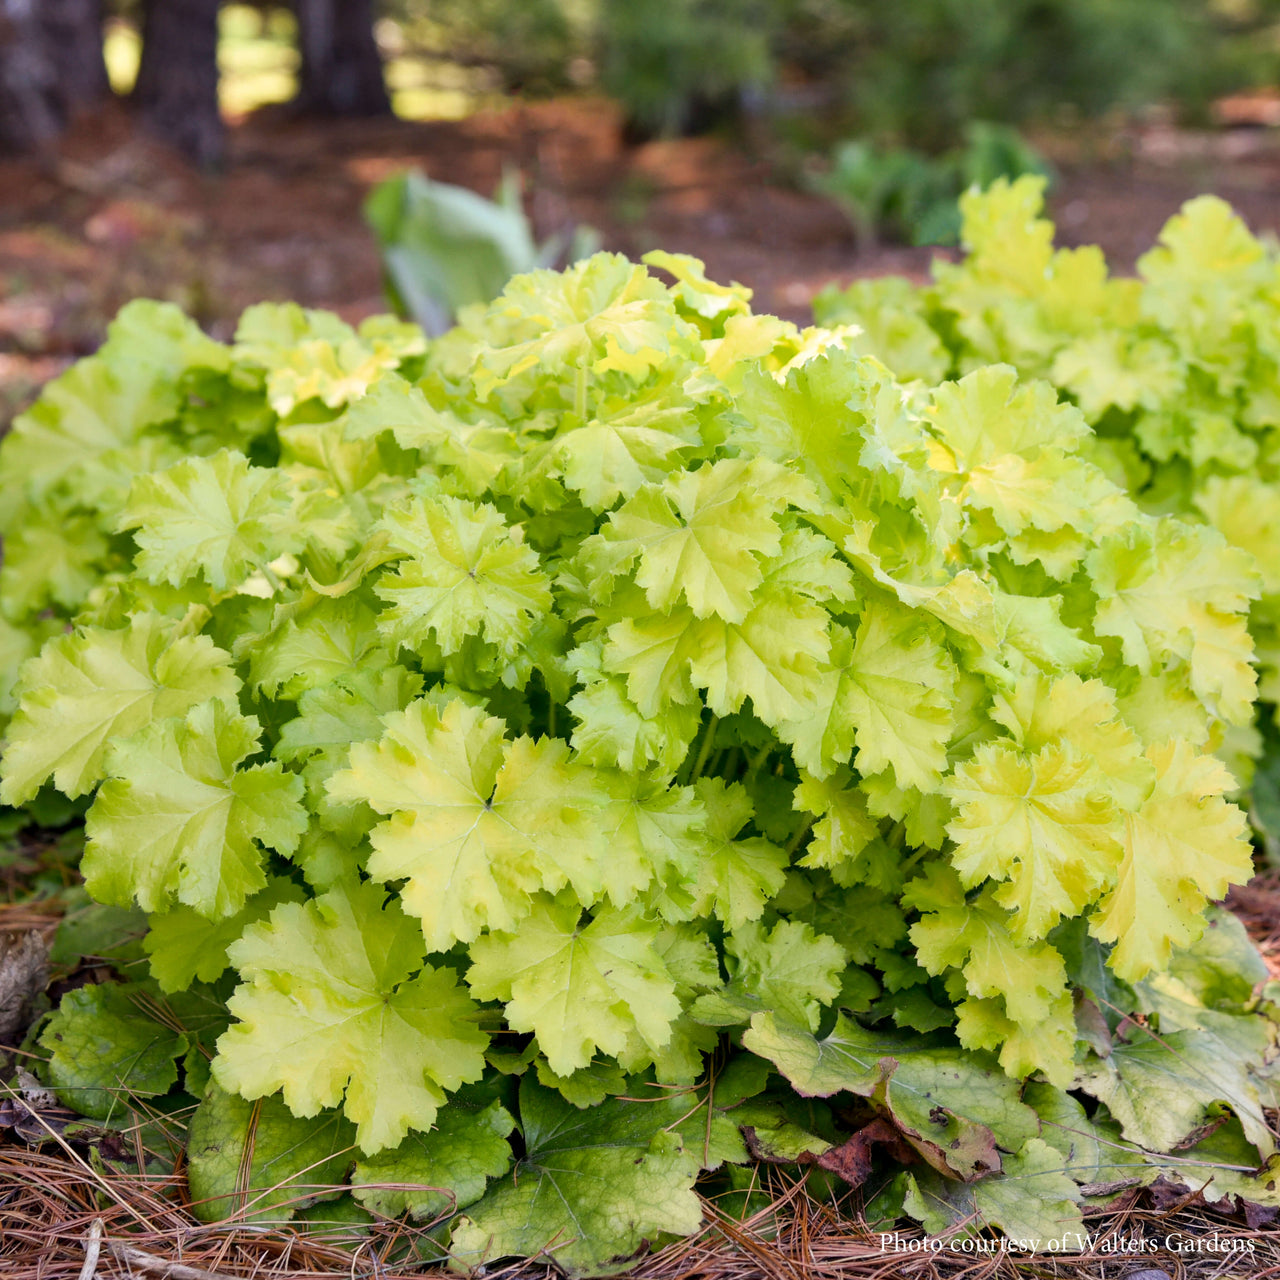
{"left": 4, "top": 1146, "right": 1279, "bottom": 1280}
{"left": 4, "top": 873, "right": 1280, "bottom": 1280}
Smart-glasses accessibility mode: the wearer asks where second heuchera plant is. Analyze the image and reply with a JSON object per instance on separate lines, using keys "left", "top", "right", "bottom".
{"left": 815, "top": 178, "right": 1280, "bottom": 795}
{"left": 0, "top": 250, "right": 1266, "bottom": 1262}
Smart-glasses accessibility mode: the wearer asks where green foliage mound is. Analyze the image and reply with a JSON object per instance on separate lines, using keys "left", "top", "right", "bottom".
{"left": 815, "top": 179, "right": 1280, "bottom": 814}
{"left": 3, "top": 252, "right": 1279, "bottom": 1270}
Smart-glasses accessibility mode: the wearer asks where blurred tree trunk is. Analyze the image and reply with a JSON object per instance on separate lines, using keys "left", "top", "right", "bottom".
{"left": 294, "top": 0, "right": 390, "bottom": 117}
{"left": 44, "top": 0, "right": 108, "bottom": 107}
{"left": 0, "top": 0, "right": 107, "bottom": 153}
{"left": 134, "top": 0, "right": 224, "bottom": 166}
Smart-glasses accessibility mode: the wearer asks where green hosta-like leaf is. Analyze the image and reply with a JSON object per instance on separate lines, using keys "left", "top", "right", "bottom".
{"left": 466, "top": 894, "right": 680, "bottom": 1076}
{"left": 1, "top": 615, "right": 240, "bottom": 806}
{"left": 450, "top": 1076, "right": 703, "bottom": 1276}
{"left": 214, "top": 879, "right": 488, "bottom": 1155}
{"left": 40, "top": 982, "right": 189, "bottom": 1120}
{"left": 330, "top": 698, "right": 606, "bottom": 949}
{"left": 187, "top": 1084, "right": 356, "bottom": 1224}
{"left": 119, "top": 449, "right": 301, "bottom": 590}
{"left": 82, "top": 700, "right": 308, "bottom": 919}
{"left": 743, "top": 1011, "right": 1040, "bottom": 1180}
{"left": 350, "top": 1096, "right": 515, "bottom": 1220}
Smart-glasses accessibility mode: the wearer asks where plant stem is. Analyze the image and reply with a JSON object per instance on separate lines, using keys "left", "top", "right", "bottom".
{"left": 257, "top": 560, "right": 283, "bottom": 593}
{"left": 744, "top": 743, "right": 772, "bottom": 784}
{"left": 686, "top": 713, "right": 719, "bottom": 784}
{"left": 547, "top": 699, "right": 557, "bottom": 738}
{"left": 785, "top": 817, "right": 814, "bottom": 858}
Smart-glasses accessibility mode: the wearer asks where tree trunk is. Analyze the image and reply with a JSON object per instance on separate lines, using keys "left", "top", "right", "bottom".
{"left": 0, "top": 0, "right": 106, "bottom": 152}
{"left": 134, "top": 0, "right": 223, "bottom": 166}
{"left": 42, "top": 0, "right": 108, "bottom": 108}
{"left": 294, "top": 0, "right": 390, "bottom": 117}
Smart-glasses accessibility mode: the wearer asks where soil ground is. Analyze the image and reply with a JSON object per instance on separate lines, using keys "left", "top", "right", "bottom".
{"left": 3, "top": 96, "right": 1280, "bottom": 421}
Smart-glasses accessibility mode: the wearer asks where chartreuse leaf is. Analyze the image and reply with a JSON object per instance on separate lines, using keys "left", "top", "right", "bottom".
{"left": 248, "top": 594, "right": 393, "bottom": 699}
{"left": 466, "top": 893, "right": 681, "bottom": 1076}
{"left": 450, "top": 1076, "right": 702, "bottom": 1276}
{"left": 0, "top": 614, "right": 240, "bottom": 805}
{"left": 817, "top": 601, "right": 957, "bottom": 788}
{"left": 793, "top": 770, "right": 878, "bottom": 878}
{"left": 691, "top": 920, "right": 846, "bottom": 1031}
{"left": 944, "top": 737, "right": 1120, "bottom": 943}
{"left": 350, "top": 1095, "right": 515, "bottom": 1220}
{"left": 0, "top": 511, "right": 112, "bottom": 619}
{"left": 567, "top": 639, "right": 701, "bottom": 773}
{"left": 535, "top": 1057, "right": 630, "bottom": 1108}
{"left": 743, "top": 1012, "right": 1039, "bottom": 1180}
{"left": 273, "top": 665, "right": 424, "bottom": 832}
{"left": 601, "top": 457, "right": 808, "bottom": 622}
{"left": 688, "top": 777, "right": 788, "bottom": 929}
{"left": 376, "top": 494, "right": 552, "bottom": 659}
{"left": 1086, "top": 518, "right": 1260, "bottom": 725}
{"left": 595, "top": 770, "right": 705, "bottom": 912}
{"left": 1074, "top": 1018, "right": 1270, "bottom": 1155}
{"left": 186, "top": 1084, "right": 356, "bottom": 1224}
{"left": 40, "top": 982, "right": 189, "bottom": 1120}
{"left": 119, "top": 449, "right": 302, "bottom": 591}
{"left": 144, "top": 877, "right": 308, "bottom": 993}
{"left": 471, "top": 253, "right": 680, "bottom": 397}
{"left": 1090, "top": 740, "right": 1254, "bottom": 981}
{"left": 82, "top": 700, "right": 307, "bottom": 919}
{"left": 0, "top": 347, "right": 176, "bottom": 519}
{"left": 906, "top": 863, "right": 1075, "bottom": 1085}
{"left": 1078, "top": 912, "right": 1277, "bottom": 1154}
{"left": 214, "top": 879, "right": 489, "bottom": 1155}
{"left": 608, "top": 584, "right": 834, "bottom": 727}
{"left": 330, "top": 698, "right": 607, "bottom": 950}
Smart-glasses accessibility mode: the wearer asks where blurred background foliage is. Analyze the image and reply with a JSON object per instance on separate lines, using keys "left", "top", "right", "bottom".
{"left": 86, "top": 0, "right": 1280, "bottom": 144}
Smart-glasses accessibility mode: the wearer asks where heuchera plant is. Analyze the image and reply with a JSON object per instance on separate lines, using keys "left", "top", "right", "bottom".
{"left": 2, "top": 250, "right": 1276, "bottom": 1270}
{"left": 815, "top": 178, "right": 1280, "bottom": 800}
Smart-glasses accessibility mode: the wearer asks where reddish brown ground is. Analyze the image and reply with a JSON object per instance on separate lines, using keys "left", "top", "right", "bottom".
{"left": 2, "top": 95, "right": 1280, "bottom": 422}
